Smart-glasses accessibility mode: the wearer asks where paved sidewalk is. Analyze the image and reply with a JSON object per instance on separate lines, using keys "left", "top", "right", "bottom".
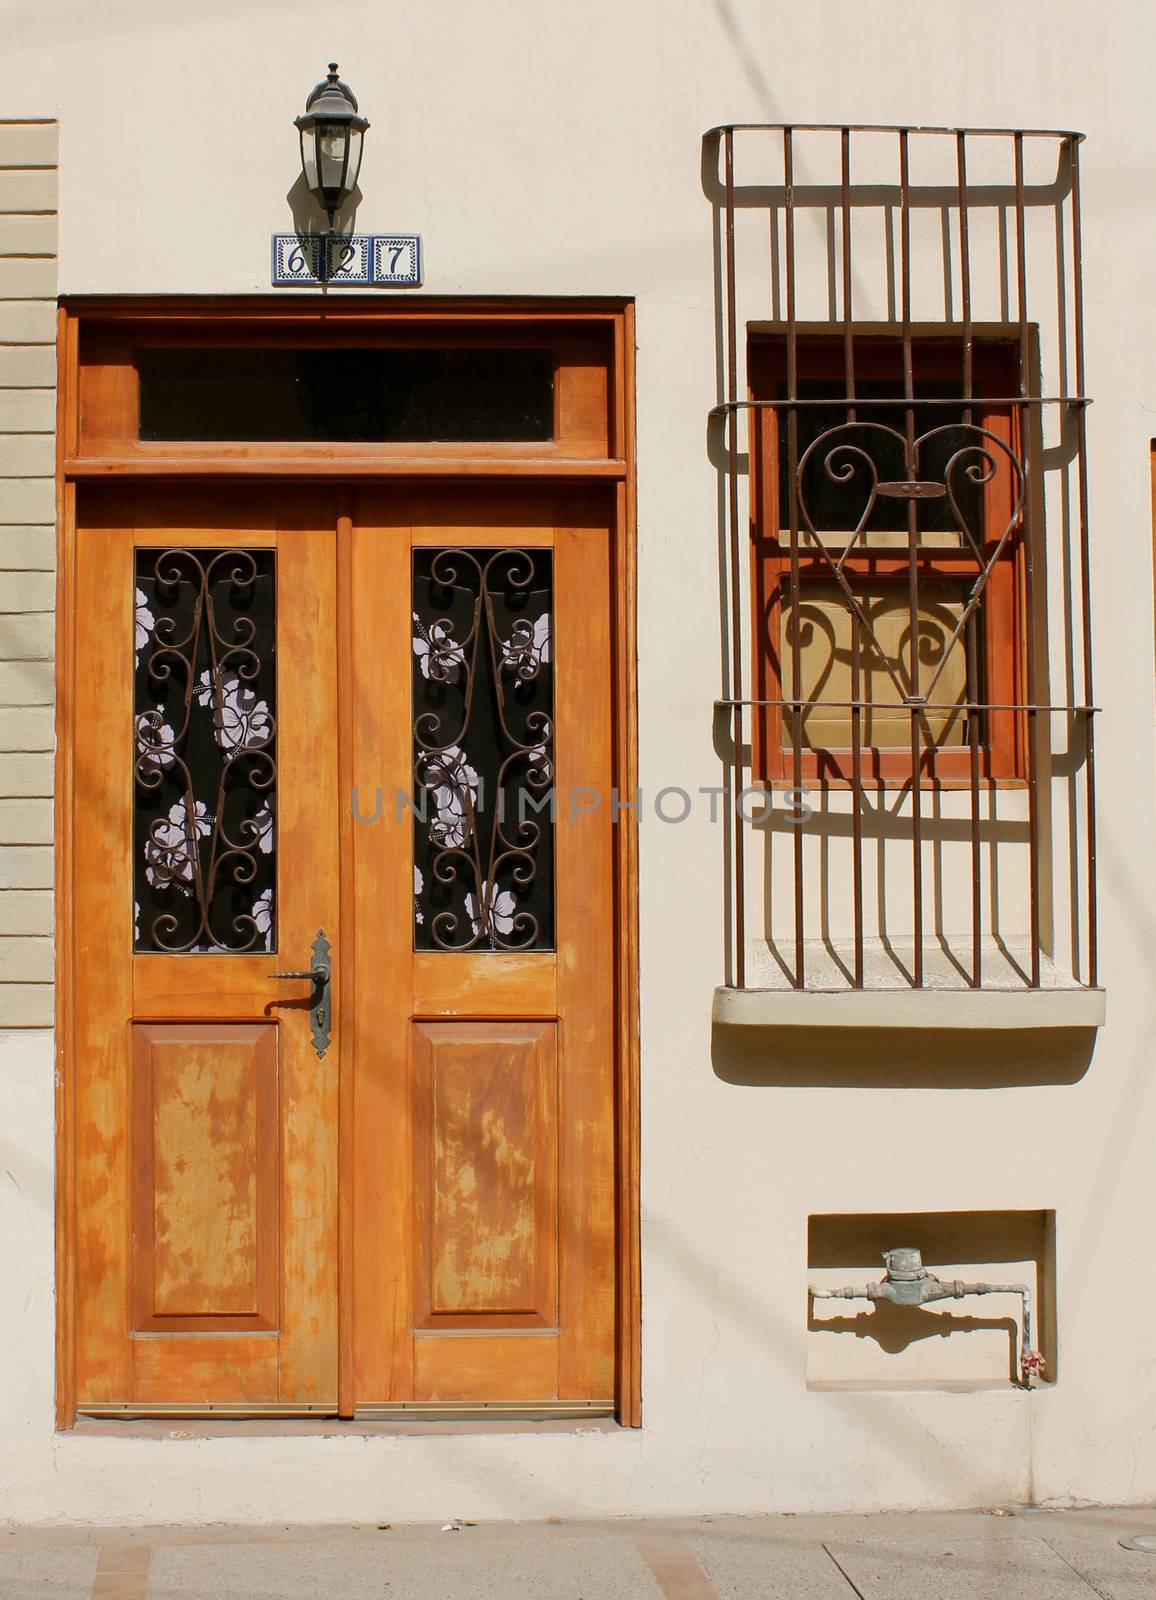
{"left": 2, "top": 1507, "right": 1156, "bottom": 1598}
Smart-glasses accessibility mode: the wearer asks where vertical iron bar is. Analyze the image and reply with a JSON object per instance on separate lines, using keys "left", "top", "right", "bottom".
{"left": 900, "top": 129, "right": 923, "bottom": 987}
{"left": 1070, "top": 136, "right": 1098, "bottom": 987}
{"left": 967, "top": 613, "right": 982, "bottom": 987}
{"left": 841, "top": 128, "right": 856, "bottom": 422}
{"left": 957, "top": 131, "right": 973, "bottom": 421}
{"left": 724, "top": 128, "right": 745, "bottom": 989}
{"left": 1014, "top": 133, "right": 1042, "bottom": 988}
{"left": 958, "top": 130, "right": 981, "bottom": 987}
{"left": 785, "top": 127, "right": 805, "bottom": 988}
{"left": 844, "top": 128, "right": 862, "bottom": 988}
{"left": 851, "top": 611, "right": 864, "bottom": 987}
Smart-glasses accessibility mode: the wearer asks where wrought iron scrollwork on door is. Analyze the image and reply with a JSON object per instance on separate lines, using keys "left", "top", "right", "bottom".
{"left": 412, "top": 546, "right": 555, "bottom": 951}
{"left": 133, "top": 547, "right": 278, "bottom": 953}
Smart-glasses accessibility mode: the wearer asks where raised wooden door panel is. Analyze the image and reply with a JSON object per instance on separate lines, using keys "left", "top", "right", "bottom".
{"left": 72, "top": 484, "right": 340, "bottom": 1411}
{"left": 349, "top": 484, "right": 616, "bottom": 1409}
{"left": 412, "top": 1020, "right": 558, "bottom": 1330}
{"left": 131, "top": 1023, "right": 279, "bottom": 1334}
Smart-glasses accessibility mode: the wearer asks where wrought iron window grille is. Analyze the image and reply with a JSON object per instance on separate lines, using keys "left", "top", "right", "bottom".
{"left": 705, "top": 124, "right": 1097, "bottom": 997}
{"left": 133, "top": 547, "right": 278, "bottom": 955}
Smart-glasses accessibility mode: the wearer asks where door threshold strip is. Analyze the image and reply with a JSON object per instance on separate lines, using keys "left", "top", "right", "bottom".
{"left": 355, "top": 1401, "right": 616, "bottom": 1421}
{"left": 77, "top": 1402, "right": 336, "bottom": 1418}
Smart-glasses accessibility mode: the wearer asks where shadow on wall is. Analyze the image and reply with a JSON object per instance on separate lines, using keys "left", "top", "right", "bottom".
{"left": 809, "top": 1300, "right": 1022, "bottom": 1372}
{"left": 284, "top": 173, "right": 363, "bottom": 237}
{"left": 711, "top": 1024, "right": 1097, "bottom": 1088}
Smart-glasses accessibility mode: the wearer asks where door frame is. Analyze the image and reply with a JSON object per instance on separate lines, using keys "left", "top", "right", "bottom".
{"left": 53, "top": 296, "right": 640, "bottom": 1428}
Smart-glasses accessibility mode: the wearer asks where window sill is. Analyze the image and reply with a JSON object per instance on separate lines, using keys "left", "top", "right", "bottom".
{"left": 714, "top": 941, "right": 1104, "bottom": 1030}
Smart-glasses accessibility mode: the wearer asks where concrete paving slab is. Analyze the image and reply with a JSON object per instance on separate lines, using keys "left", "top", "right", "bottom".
{"left": 148, "top": 1534, "right": 664, "bottom": 1600}
{"left": 147, "top": 1540, "right": 391, "bottom": 1600}
{"left": 688, "top": 1532, "right": 856, "bottom": 1597}
{"left": 1039, "top": 1532, "right": 1156, "bottom": 1600}
{"left": 0, "top": 1545, "right": 98, "bottom": 1599}
{"left": 824, "top": 1533, "right": 1100, "bottom": 1599}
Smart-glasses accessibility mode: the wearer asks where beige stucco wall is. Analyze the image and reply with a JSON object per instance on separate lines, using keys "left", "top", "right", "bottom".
{"left": 0, "top": 0, "right": 1155, "bottom": 1525}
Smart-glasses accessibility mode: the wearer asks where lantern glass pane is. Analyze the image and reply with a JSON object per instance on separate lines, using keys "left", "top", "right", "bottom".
{"left": 299, "top": 127, "right": 319, "bottom": 194}
{"left": 346, "top": 128, "right": 364, "bottom": 193}
{"left": 317, "top": 123, "right": 349, "bottom": 192}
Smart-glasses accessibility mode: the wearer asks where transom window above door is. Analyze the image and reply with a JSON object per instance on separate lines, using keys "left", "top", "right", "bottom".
{"left": 69, "top": 313, "right": 619, "bottom": 466}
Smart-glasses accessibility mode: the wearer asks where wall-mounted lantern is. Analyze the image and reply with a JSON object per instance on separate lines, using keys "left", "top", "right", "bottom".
{"left": 294, "top": 62, "right": 369, "bottom": 235}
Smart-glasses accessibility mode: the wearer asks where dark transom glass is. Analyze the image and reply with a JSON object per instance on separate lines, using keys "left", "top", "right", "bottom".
{"left": 138, "top": 347, "right": 555, "bottom": 443}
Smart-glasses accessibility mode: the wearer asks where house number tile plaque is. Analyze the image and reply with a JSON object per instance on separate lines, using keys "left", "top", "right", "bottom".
{"left": 271, "top": 233, "right": 422, "bottom": 287}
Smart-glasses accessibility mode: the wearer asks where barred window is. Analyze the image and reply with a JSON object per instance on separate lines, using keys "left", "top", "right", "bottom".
{"left": 710, "top": 124, "right": 1097, "bottom": 1000}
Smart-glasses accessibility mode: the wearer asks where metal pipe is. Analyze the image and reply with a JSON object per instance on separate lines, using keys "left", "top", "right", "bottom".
{"left": 810, "top": 1248, "right": 1043, "bottom": 1386}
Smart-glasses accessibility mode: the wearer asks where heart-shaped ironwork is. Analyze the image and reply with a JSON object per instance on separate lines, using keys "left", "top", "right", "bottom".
{"left": 793, "top": 420, "right": 1025, "bottom": 706}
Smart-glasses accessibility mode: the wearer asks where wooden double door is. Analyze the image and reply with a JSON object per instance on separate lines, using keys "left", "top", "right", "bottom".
{"left": 70, "top": 480, "right": 617, "bottom": 1417}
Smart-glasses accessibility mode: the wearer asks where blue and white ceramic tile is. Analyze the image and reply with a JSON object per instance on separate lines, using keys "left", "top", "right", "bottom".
{"left": 371, "top": 235, "right": 422, "bottom": 285}
{"left": 271, "top": 233, "right": 423, "bottom": 287}
{"left": 326, "top": 234, "right": 371, "bottom": 283}
{"left": 271, "top": 234, "right": 324, "bottom": 285}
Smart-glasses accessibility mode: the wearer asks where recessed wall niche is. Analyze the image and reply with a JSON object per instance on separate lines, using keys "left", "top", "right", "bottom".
{"left": 807, "top": 1210, "right": 1056, "bottom": 1391}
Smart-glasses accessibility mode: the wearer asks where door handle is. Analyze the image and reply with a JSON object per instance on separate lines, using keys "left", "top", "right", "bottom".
{"left": 272, "top": 929, "right": 332, "bottom": 1059}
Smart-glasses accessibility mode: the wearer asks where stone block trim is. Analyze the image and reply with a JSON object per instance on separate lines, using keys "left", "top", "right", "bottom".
{"left": 0, "top": 120, "right": 56, "bottom": 1029}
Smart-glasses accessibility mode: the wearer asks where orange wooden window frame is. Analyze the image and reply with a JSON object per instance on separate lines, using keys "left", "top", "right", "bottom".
{"left": 750, "top": 335, "right": 1028, "bottom": 786}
